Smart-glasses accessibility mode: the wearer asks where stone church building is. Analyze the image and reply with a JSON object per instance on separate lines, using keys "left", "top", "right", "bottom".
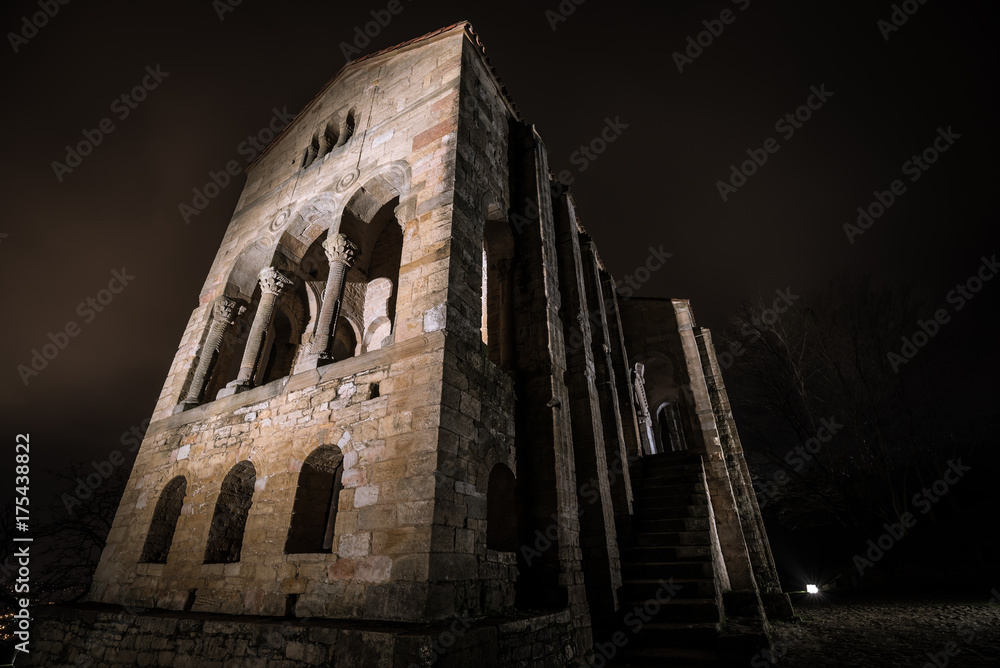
{"left": 31, "top": 22, "right": 790, "bottom": 667}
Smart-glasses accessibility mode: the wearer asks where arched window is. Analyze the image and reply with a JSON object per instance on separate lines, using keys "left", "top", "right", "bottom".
{"left": 302, "top": 111, "right": 355, "bottom": 168}
{"left": 140, "top": 476, "right": 187, "bottom": 564}
{"left": 340, "top": 111, "right": 356, "bottom": 147}
{"left": 286, "top": 445, "right": 344, "bottom": 554}
{"left": 656, "top": 402, "right": 688, "bottom": 452}
{"left": 320, "top": 123, "right": 339, "bottom": 155}
{"left": 204, "top": 461, "right": 256, "bottom": 564}
{"left": 486, "top": 463, "right": 518, "bottom": 552}
{"left": 331, "top": 316, "right": 358, "bottom": 362}
{"left": 259, "top": 304, "right": 300, "bottom": 385}
{"left": 332, "top": 194, "right": 404, "bottom": 362}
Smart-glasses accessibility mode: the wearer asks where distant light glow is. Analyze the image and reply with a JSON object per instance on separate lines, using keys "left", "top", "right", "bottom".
{"left": 806, "top": 584, "right": 820, "bottom": 594}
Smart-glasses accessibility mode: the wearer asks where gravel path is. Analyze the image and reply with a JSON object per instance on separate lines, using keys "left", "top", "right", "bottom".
{"left": 764, "top": 593, "right": 1000, "bottom": 667}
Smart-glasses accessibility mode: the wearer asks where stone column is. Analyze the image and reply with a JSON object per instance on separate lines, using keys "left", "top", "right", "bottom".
{"left": 175, "top": 296, "right": 245, "bottom": 412}
{"left": 632, "top": 363, "right": 657, "bottom": 455}
{"left": 311, "top": 233, "right": 359, "bottom": 360}
{"left": 223, "top": 268, "right": 292, "bottom": 396}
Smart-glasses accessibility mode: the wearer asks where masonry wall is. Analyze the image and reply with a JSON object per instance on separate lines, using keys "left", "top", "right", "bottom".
{"left": 74, "top": 21, "right": 789, "bottom": 668}
{"left": 92, "top": 28, "right": 494, "bottom": 624}
{"left": 91, "top": 333, "right": 449, "bottom": 621}
{"left": 148, "top": 29, "right": 468, "bottom": 423}
{"left": 27, "top": 604, "right": 579, "bottom": 668}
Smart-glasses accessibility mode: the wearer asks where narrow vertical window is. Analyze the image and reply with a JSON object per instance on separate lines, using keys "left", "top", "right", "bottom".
{"left": 486, "top": 463, "right": 518, "bottom": 552}
{"left": 204, "top": 461, "right": 256, "bottom": 564}
{"left": 140, "top": 476, "right": 187, "bottom": 564}
{"left": 285, "top": 446, "right": 344, "bottom": 554}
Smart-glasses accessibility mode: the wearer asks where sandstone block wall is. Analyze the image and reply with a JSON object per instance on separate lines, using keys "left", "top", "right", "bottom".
{"left": 72, "top": 21, "right": 787, "bottom": 668}
{"left": 27, "top": 604, "right": 578, "bottom": 668}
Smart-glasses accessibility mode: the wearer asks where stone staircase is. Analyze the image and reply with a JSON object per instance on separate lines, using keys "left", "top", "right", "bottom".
{"left": 604, "top": 452, "right": 728, "bottom": 667}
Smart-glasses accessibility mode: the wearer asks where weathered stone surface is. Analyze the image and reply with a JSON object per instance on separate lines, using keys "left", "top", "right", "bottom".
{"left": 32, "top": 21, "right": 787, "bottom": 668}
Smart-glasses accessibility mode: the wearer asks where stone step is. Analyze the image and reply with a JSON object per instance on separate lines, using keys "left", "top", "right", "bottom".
{"left": 636, "top": 503, "right": 711, "bottom": 519}
{"left": 592, "top": 622, "right": 721, "bottom": 664}
{"left": 642, "top": 453, "right": 702, "bottom": 466}
{"left": 641, "top": 463, "right": 703, "bottom": 477}
{"left": 635, "top": 517, "right": 711, "bottom": 533}
{"left": 621, "top": 560, "right": 714, "bottom": 580}
{"left": 616, "top": 597, "right": 720, "bottom": 623}
{"left": 615, "top": 645, "right": 723, "bottom": 667}
{"left": 622, "top": 545, "right": 712, "bottom": 562}
{"left": 620, "top": 578, "right": 717, "bottom": 600}
{"left": 627, "top": 621, "right": 721, "bottom": 648}
{"left": 636, "top": 482, "right": 707, "bottom": 497}
{"left": 640, "top": 470, "right": 705, "bottom": 484}
{"left": 635, "top": 531, "right": 711, "bottom": 548}
{"left": 636, "top": 492, "right": 709, "bottom": 508}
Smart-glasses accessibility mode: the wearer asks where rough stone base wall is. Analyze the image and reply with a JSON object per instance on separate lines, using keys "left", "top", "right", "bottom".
{"left": 477, "top": 549, "right": 517, "bottom": 615}
{"left": 26, "top": 604, "right": 580, "bottom": 668}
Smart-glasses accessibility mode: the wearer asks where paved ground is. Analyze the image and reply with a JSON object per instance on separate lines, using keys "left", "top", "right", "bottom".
{"left": 762, "top": 592, "right": 1000, "bottom": 667}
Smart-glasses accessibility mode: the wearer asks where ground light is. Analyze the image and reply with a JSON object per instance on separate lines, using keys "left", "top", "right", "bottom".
{"left": 806, "top": 584, "right": 820, "bottom": 594}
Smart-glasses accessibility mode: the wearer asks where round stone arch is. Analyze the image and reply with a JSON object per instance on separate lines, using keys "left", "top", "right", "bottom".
{"left": 634, "top": 351, "right": 696, "bottom": 454}
{"left": 335, "top": 314, "right": 363, "bottom": 359}
{"left": 634, "top": 351, "right": 683, "bottom": 411}
{"left": 267, "top": 160, "right": 414, "bottom": 273}
{"left": 236, "top": 443, "right": 270, "bottom": 486}
{"left": 287, "top": 429, "right": 354, "bottom": 470}
{"left": 474, "top": 431, "right": 516, "bottom": 496}
{"left": 134, "top": 457, "right": 195, "bottom": 514}
{"left": 216, "top": 240, "right": 273, "bottom": 303}
{"left": 268, "top": 192, "right": 343, "bottom": 277}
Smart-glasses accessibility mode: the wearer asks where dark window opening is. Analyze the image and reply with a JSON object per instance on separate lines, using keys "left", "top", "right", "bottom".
{"left": 486, "top": 463, "right": 518, "bottom": 552}
{"left": 285, "top": 445, "right": 345, "bottom": 554}
{"left": 204, "top": 461, "right": 256, "bottom": 564}
{"left": 140, "top": 476, "right": 187, "bottom": 564}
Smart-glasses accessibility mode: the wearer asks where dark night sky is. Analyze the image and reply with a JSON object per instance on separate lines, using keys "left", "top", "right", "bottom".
{"left": 1, "top": 1, "right": 997, "bottom": 505}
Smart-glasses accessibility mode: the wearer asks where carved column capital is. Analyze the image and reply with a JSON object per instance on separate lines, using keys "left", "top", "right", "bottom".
{"left": 176, "top": 297, "right": 245, "bottom": 411}
{"left": 323, "top": 233, "right": 360, "bottom": 267}
{"left": 212, "top": 296, "right": 246, "bottom": 323}
{"left": 258, "top": 267, "right": 293, "bottom": 296}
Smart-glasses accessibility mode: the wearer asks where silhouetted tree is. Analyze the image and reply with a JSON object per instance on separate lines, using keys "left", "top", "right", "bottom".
{"left": 722, "top": 279, "right": 980, "bottom": 540}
